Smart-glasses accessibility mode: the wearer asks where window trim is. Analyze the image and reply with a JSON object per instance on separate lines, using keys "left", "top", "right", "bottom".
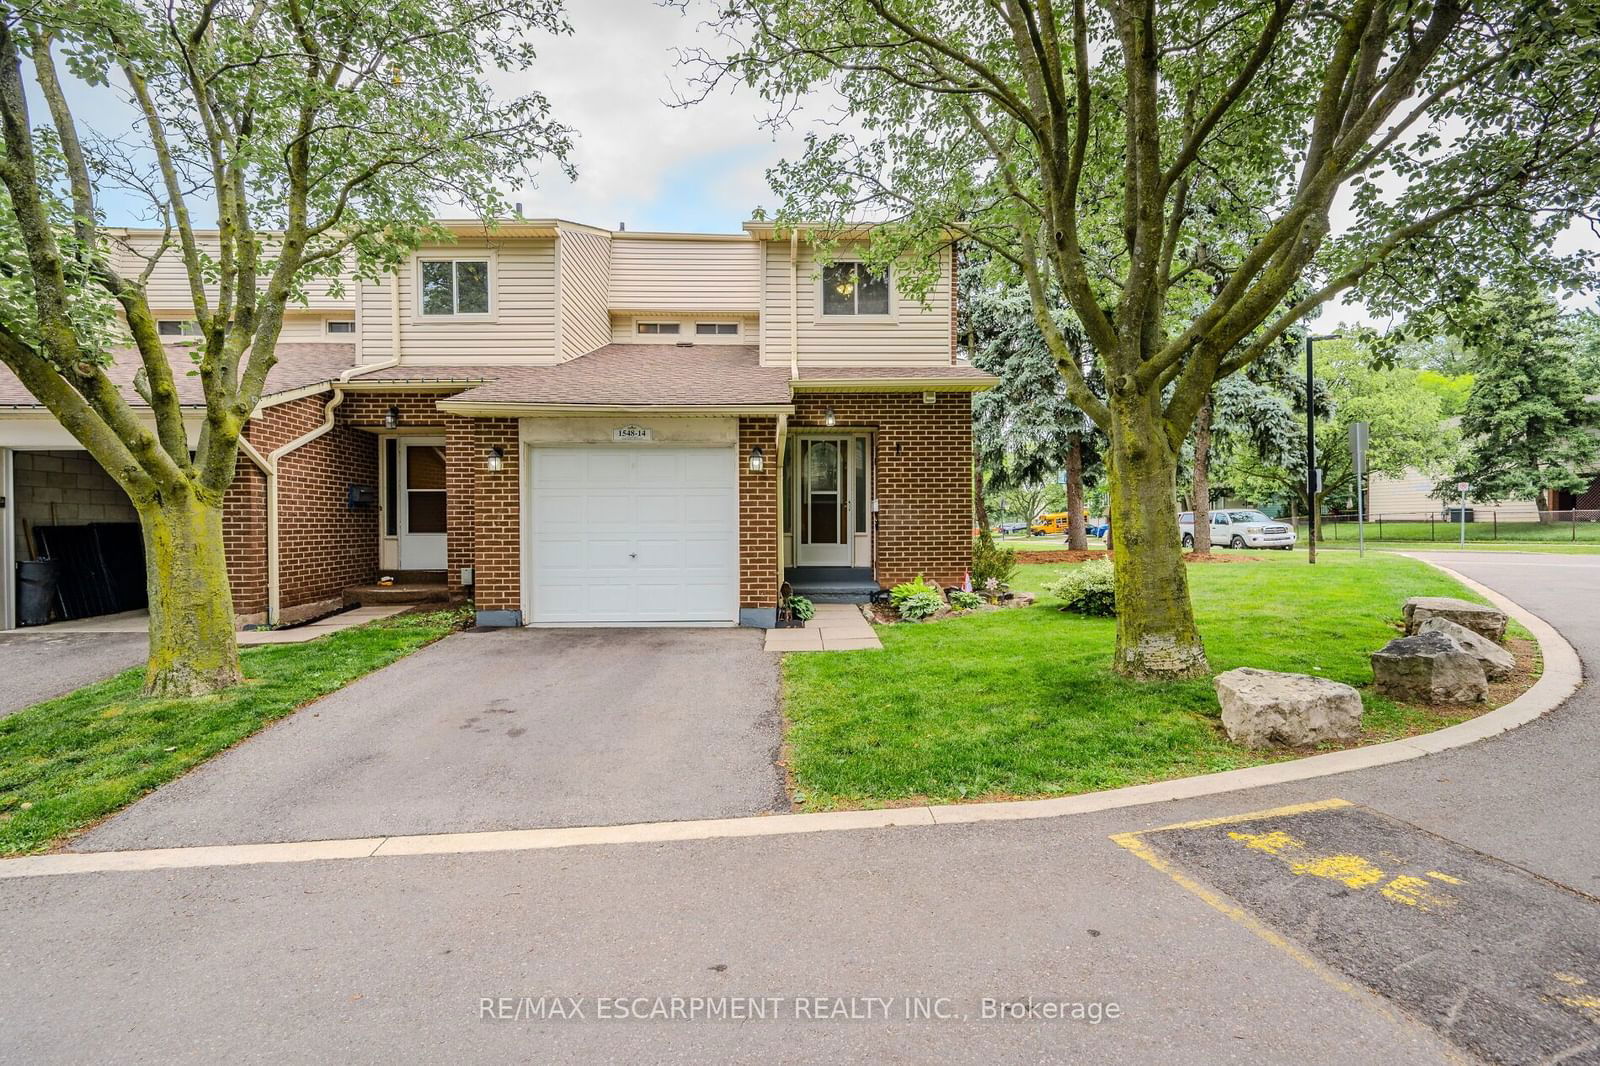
{"left": 156, "top": 319, "right": 201, "bottom": 337}
{"left": 694, "top": 321, "right": 740, "bottom": 336}
{"left": 326, "top": 319, "right": 356, "bottom": 335}
{"left": 413, "top": 253, "right": 497, "bottom": 321}
{"left": 815, "top": 260, "right": 897, "bottom": 323}
{"left": 635, "top": 321, "right": 683, "bottom": 336}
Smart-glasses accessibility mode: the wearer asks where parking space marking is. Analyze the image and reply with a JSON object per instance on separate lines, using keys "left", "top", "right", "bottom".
{"left": 1114, "top": 799, "right": 1600, "bottom": 1065}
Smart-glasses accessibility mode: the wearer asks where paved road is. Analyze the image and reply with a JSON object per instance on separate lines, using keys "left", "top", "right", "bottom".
{"left": 1, "top": 552, "right": 1595, "bottom": 1063}
{"left": 0, "top": 631, "right": 146, "bottom": 717}
{"left": 76, "top": 627, "right": 787, "bottom": 850}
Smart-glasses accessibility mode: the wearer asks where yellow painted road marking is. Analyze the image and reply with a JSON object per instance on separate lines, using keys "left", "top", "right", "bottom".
{"left": 1222, "top": 821, "right": 1464, "bottom": 906}
{"left": 1128, "top": 797, "right": 1355, "bottom": 835}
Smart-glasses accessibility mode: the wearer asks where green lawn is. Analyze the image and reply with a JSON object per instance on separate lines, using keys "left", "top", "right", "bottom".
{"left": 782, "top": 552, "right": 1523, "bottom": 810}
{"left": 1307, "top": 518, "right": 1600, "bottom": 545}
{"left": 0, "top": 607, "right": 468, "bottom": 855}
{"left": 993, "top": 534, "right": 1110, "bottom": 552}
{"left": 1321, "top": 541, "right": 1600, "bottom": 555}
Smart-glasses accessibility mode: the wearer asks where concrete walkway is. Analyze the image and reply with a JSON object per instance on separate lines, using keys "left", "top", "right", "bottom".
{"left": 2, "top": 552, "right": 1596, "bottom": 1063}
{"left": 764, "top": 602, "right": 882, "bottom": 651}
{"left": 33, "top": 605, "right": 410, "bottom": 645}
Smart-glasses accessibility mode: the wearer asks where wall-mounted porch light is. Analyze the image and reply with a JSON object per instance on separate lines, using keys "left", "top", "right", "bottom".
{"left": 384, "top": 405, "right": 399, "bottom": 429}
{"left": 823, "top": 406, "right": 837, "bottom": 427}
{"left": 748, "top": 445, "right": 765, "bottom": 473}
{"left": 486, "top": 446, "right": 505, "bottom": 473}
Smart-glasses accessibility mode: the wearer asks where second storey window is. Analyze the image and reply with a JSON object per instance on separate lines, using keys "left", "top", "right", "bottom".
{"left": 822, "top": 262, "right": 890, "bottom": 316}
{"left": 326, "top": 320, "right": 356, "bottom": 334}
{"left": 637, "top": 322, "right": 681, "bottom": 335}
{"left": 696, "top": 322, "right": 739, "bottom": 336}
{"left": 420, "top": 259, "right": 490, "bottom": 316}
{"left": 157, "top": 319, "right": 201, "bottom": 336}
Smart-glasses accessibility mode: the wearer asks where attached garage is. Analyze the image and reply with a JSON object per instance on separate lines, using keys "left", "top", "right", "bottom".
{"left": 526, "top": 442, "right": 739, "bottom": 625}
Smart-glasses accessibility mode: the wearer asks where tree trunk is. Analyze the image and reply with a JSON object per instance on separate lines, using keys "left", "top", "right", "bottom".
{"left": 973, "top": 463, "right": 990, "bottom": 532}
{"left": 1106, "top": 393, "right": 1209, "bottom": 679}
{"left": 1065, "top": 436, "right": 1088, "bottom": 550}
{"left": 1190, "top": 393, "right": 1212, "bottom": 558}
{"left": 138, "top": 494, "right": 243, "bottom": 697}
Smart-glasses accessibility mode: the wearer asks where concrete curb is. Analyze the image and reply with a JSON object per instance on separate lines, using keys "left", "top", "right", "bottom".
{"left": 1, "top": 556, "right": 1581, "bottom": 879}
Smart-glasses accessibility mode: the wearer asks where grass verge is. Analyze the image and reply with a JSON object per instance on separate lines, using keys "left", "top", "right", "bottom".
{"left": 782, "top": 552, "right": 1537, "bottom": 810}
{"left": 0, "top": 606, "right": 469, "bottom": 855}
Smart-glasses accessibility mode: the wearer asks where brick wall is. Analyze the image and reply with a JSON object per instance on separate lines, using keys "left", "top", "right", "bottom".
{"left": 445, "top": 415, "right": 478, "bottom": 593}
{"left": 472, "top": 418, "right": 521, "bottom": 613}
{"left": 739, "top": 417, "right": 780, "bottom": 609}
{"left": 222, "top": 458, "right": 269, "bottom": 617}
{"left": 791, "top": 392, "right": 973, "bottom": 588}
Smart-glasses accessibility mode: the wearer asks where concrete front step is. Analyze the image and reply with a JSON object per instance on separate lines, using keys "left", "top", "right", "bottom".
{"left": 342, "top": 583, "right": 452, "bottom": 607}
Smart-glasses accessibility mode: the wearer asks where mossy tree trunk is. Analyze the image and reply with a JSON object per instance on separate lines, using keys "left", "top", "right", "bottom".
{"left": 138, "top": 493, "right": 242, "bottom": 697}
{"left": 1190, "top": 393, "right": 1213, "bottom": 558}
{"left": 1105, "top": 389, "right": 1208, "bottom": 680}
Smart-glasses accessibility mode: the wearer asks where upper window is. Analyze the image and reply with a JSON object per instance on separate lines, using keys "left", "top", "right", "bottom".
{"left": 821, "top": 262, "right": 891, "bottom": 316}
{"left": 326, "top": 320, "right": 356, "bottom": 334}
{"left": 157, "top": 320, "right": 200, "bottom": 337}
{"left": 695, "top": 322, "right": 739, "bottom": 336}
{"left": 637, "top": 322, "right": 681, "bottom": 335}
{"left": 419, "top": 259, "right": 490, "bottom": 317}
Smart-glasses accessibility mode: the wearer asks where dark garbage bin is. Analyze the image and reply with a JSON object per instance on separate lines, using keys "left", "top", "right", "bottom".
{"left": 17, "top": 557, "right": 60, "bottom": 627}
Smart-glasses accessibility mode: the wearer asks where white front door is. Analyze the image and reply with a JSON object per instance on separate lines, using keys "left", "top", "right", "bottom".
{"left": 529, "top": 445, "right": 738, "bottom": 624}
{"left": 795, "top": 436, "right": 853, "bottom": 566}
{"left": 398, "top": 438, "right": 447, "bottom": 570}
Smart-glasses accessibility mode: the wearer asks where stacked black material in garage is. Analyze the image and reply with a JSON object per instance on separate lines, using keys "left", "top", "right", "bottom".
{"left": 29, "top": 523, "right": 147, "bottom": 622}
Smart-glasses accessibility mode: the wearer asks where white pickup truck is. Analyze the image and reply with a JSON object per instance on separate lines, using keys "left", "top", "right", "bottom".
{"left": 1179, "top": 509, "right": 1297, "bottom": 550}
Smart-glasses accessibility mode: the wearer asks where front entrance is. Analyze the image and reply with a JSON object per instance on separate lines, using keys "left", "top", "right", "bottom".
{"left": 793, "top": 434, "right": 870, "bottom": 568}
{"left": 397, "top": 438, "right": 447, "bottom": 570}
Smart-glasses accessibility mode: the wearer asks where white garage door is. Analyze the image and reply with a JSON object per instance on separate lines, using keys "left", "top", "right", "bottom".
{"left": 529, "top": 446, "right": 739, "bottom": 624}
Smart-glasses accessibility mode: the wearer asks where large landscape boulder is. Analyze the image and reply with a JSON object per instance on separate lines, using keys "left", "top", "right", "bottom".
{"left": 1417, "top": 616, "right": 1516, "bottom": 681}
{"left": 1371, "top": 631, "right": 1488, "bottom": 704}
{"left": 1213, "top": 668, "right": 1364, "bottom": 749}
{"left": 1403, "top": 596, "right": 1507, "bottom": 643}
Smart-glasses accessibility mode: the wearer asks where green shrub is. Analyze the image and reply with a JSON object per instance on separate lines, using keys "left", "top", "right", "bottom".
{"left": 949, "top": 589, "right": 983, "bottom": 611}
{"left": 890, "top": 574, "right": 942, "bottom": 607}
{"left": 971, "top": 531, "right": 1017, "bottom": 591}
{"left": 1043, "top": 559, "right": 1117, "bottom": 616}
{"left": 896, "top": 589, "right": 945, "bottom": 621}
{"left": 788, "top": 595, "right": 816, "bottom": 621}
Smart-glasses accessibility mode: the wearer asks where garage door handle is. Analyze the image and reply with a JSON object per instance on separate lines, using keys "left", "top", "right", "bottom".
{"left": 629, "top": 552, "right": 637, "bottom": 559}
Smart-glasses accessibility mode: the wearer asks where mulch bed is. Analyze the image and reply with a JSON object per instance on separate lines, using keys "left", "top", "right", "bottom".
{"left": 1011, "top": 549, "right": 1263, "bottom": 565}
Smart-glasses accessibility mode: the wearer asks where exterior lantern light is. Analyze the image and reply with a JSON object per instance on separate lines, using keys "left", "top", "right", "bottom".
{"left": 486, "top": 446, "right": 504, "bottom": 473}
{"left": 749, "top": 445, "right": 765, "bottom": 473}
{"left": 384, "top": 405, "right": 399, "bottom": 430}
{"left": 823, "top": 407, "right": 837, "bottom": 427}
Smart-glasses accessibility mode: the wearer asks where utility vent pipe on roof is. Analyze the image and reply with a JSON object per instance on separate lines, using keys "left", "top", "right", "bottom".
{"left": 675, "top": 341, "right": 694, "bottom": 348}
{"left": 618, "top": 222, "right": 626, "bottom": 231}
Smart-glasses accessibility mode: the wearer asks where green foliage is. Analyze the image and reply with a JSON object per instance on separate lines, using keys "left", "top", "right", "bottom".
{"left": 1415, "top": 370, "right": 1475, "bottom": 418}
{"left": 889, "top": 573, "right": 942, "bottom": 607}
{"left": 1449, "top": 289, "right": 1600, "bottom": 503}
{"left": 788, "top": 595, "right": 816, "bottom": 622}
{"left": 895, "top": 590, "right": 945, "bottom": 622}
{"left": 1042, "top": 560, "right": 1117, "bottom": 616}
{"left": 970, "top": 530, "right": 1018, "bottom": 592}
{"left": 949, "top": 589, "right": 983, "bottom": 611}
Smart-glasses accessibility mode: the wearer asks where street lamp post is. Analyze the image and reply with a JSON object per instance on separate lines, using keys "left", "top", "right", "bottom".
{"left": 1304, "top": 333, "right": 1340, "bottom": 565}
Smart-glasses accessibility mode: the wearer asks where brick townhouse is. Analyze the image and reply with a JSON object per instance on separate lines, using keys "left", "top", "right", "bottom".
{"left": 0, "top": 219, "right": 993, "bottom": 631}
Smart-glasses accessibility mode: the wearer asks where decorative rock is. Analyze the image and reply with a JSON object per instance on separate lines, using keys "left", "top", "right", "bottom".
{"left": 1371, "top": 631, "right": 1488, "bottom": 704}
{"left": 1213, "top": 668, "right": 1364, "bottom": 749}
{"left": 1417, "top": 617, "right": 1516, "bottom": 681}
{"left": 1403, "top": 596, "right": 1507, "bottom": 642}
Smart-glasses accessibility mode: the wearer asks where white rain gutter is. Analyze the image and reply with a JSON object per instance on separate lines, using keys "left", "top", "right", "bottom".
{"left": 250, "top": 269, "right": 403, "bottom": 624}
{"left": 788, "top": 228, "right": 799, "bottom": 380}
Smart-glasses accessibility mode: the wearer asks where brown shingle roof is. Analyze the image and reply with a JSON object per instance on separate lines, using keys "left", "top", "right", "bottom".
{"left": 438, "top": 344, "right": 793, "bottom": 409}
{"left": 0, "top": 342, "right": 357, "bottom": 409}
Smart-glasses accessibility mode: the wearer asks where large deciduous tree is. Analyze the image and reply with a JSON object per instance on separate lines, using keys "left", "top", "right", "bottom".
{"left": 678, "top": 0, "right": 1600, "bottom": 678}
{"left": 0, "top": 0, "right": 571, "bottom": 695}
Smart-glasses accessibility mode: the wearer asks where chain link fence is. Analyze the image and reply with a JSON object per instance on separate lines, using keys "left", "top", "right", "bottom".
{"left": 1293, "top": 509, "right": 1600, "bottom": 544}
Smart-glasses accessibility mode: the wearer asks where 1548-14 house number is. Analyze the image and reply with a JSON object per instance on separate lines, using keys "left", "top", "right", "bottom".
{"left": 612, "top": 424, "right": 652, "bottom": 442}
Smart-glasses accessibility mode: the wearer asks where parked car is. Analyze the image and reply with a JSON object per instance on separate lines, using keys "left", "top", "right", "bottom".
{"left": 1086, "top": 519, "right": 1110, "bottom": 539}
{"left": 1180, "top": 509, "right": 1296, "bottom": 550}
{"left": 994, "top": 522, "right": 1029, "bottom": 535}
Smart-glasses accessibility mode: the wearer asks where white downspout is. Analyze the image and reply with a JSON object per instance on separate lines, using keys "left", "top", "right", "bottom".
{"left": 788, "top": 228, "right": 799, "bottom": 380}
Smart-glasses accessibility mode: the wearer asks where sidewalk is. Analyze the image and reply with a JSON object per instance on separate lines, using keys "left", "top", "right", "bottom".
{"left": 764, "top": 604, "right": 882, "bottom": 652}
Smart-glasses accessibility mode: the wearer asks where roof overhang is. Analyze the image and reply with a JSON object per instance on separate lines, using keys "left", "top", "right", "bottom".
{"left": 436, "top": 401, "right": 796, "bottom": 418}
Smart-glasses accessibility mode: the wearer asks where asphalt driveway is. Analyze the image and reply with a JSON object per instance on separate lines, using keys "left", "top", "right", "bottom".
{"left": 74, "top": 627, "right": 787, "bottom": 850}
{"left": 0, "top": 632, "right": 147, "bottom": 718}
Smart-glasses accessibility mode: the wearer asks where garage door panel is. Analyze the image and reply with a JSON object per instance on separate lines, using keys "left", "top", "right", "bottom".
{"left": 529, "top": 445, "right": 737, "bottom": 625}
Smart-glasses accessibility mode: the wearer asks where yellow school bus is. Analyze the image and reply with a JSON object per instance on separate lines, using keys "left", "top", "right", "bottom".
{"left": 1029, "top": 512, "right": 1072, "bottom": 536}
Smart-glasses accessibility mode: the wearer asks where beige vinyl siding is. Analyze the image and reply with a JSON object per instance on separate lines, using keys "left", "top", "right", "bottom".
{"left": 108, "top": 231, "right": 352, "bottom": 313}
{"left": 357, "top": 237, "right": 558, "bottom": 364}
{"left": 759, "top": 240, "right": 952, "bottom": 367}
{"left": 1366, "top": 469, "right": 1540, "bottom": 520}
{"left": 556, "top": 226, "right": 612, "bottom": 359}
{"left": 608, "top": 236, "right": 760, "bottom": 313}
{"left": 277, "top": 313, "right": 353, "bottom": 341}
{"left": 609, "top": 313, "right": 759, "bottom": 345}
